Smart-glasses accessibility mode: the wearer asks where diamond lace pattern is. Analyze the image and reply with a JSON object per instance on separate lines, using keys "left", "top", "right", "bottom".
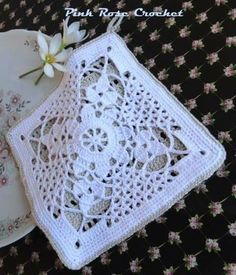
{"left": 7, "top": 33, "right": 225, "bottom": 270}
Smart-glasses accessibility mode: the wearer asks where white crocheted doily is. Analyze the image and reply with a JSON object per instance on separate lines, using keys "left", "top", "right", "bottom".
{"left": 7, "top": 30, "right": 225, "bottom": 269}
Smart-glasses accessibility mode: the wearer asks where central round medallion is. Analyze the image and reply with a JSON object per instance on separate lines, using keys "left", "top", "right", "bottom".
{"left": 81, "top": 127, "right": 108, "bottom": 153}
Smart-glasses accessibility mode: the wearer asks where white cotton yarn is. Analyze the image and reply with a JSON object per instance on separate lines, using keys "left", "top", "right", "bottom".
{"left": 7, "top": 32, "right": 226, "bottom": 270}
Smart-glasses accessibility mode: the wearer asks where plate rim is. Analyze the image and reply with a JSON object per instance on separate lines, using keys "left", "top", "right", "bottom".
{"left": 0, "top": 223, "right": 35, "bottom": 248}
{"left": 0, "top": 28, "right": 45, "bottom": 248}
{"left": 0, "top": 28, "right": 50, "bottom": 38}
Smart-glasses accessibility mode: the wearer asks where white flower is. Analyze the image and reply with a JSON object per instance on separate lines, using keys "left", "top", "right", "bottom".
{"left": 192, "top": 39, "right": 204, "bottom": 50}
{"left": 9, "top": 246, "right": 18, "bottom": 256}
{"left": 189, "top": 66, "right": 201, "bottom": 79}
{"left": 182, "top": 1, "right": 194, "bottom": 10}
{"left": 130, "top": 258, "right": 142, "bottom": 273}
{"left": 37, "top": 31, "right": 70, "bottom": 78}
{"left": 224, "top": 263, "right": 236, "bottom": 275}
{"left": 171, "top": 84, "right": 182, "bottom": 94}
{"left": 228, "top": 222, "right": 236, "bottom": 236}
{"left": 201, "top": 112, "right": 215, "bottom": 126}
{"left": 62, "top": 16, "right": 87, "bottom": 46}
{"left": 209, "top": 201, "right": 223, "bottom": 216}
{"left": 54, "top": 258, "right": 64, "bottom": 270}
{"left": 184, "top": 255, "right": 198, "bottom": 270}
{"left": 224, "top": 64, "right": 236, "bottom": 77}
{"left": 174, "top": 56, "right": 185, "bottom": 67}
{"left": 138, "top": 21, "right": 147, "bottom": 31}
{"left": 134, "top": 46, "right": 144, "bottom": 55}
{"left": 205, "top": 239, "right": 221, "bottom": 252}
{"left": 211, "top": 22, "right": 223, "bottom": 34}
{"left": 174, "top": 199, "right": 186, "bottom": 211}
{"left": 189, "top": 215, "right": 203, "bottom": 229}
{"left": 81, "top": 266, "right": 92, "bottom": 275}
{"left": 31, "top": 251, "right": 40, "bottom": 262}
{"left": 196, "top": 12, "right": 207, "bottom": 24}
{"left": 145, "top": 58, "right": 155, "bottom": 69}
{"left": 158, "top": 68, "right": 169, "bottom": 80}
{"left": 185, "top": 98, "right": 197, "bottom": 110}
{"left": 162, "top": 43, "right": 173, "bottom": 53}
{"left": 179, "top": 26, "right": 190, "bottom": 38}
{"left": 118, "top": 241, "right": 128, "bottom": 254}
{"left": 149, "top": 30, "right": 160, "bottom": 40}
{"left": 226, "top": 36, "right": 236, "bottom": 47}
{"left": 0, "top": 257, "right": 3, "bottom": 268}
{"left": 168, "top": 232, "right": 182, "bottom": 244}
{"left": 136, "top": 228, "right": 147, "bottom": 238}
{"left": 156, "top": 216, "right": 167, "bottom": 223}
{"left": 228, "top": 9, "right": 236, "bottom": 20}
{"left": 215, "top": 0, "right": 228, "bottom": 6}
{"left": 204, "top": 83, "right": 217, "bottom": 94}
{"left": 220, "top": 98, "right": 234, "bottom": 112}
{"left": 165, "top": 18, "right": 176, "bottom": 28}
{"left": 164, "top": 266, "right": 175, "bottom": 275}
{"left": 148, "top": 246, "right": 160, "bottom": 261}
{"left": 16, "top": 264, "right": 24, "bottom": 275}
{"left": 100, "top": 252, "right": 111, "bottom": 265}
{"left": 207, "top": 52, "right": 219, "bottom": 65}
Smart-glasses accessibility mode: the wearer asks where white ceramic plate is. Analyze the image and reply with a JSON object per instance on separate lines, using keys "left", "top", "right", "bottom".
{"left": 0, "top": 29, "right": 62, "bottom": 248}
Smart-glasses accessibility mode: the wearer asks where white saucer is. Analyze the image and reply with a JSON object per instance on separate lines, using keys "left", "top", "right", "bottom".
{"left": 0, "top": 29, "right": 62, "bottom": 248}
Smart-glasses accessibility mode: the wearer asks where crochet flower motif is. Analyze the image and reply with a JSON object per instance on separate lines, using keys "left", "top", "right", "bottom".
{"left": 6, "top": 33, "right": 225, "bottom": 270}
{"left": 24, "top": 54, "right": 190, "bottom": 232}
{"left": 85, "top": 74, "right": 118, "bottom": 106}
{"left": 134, "top": 130, "right": 166, "bottom": 162}
{"left": 70, "top": 105, "right": 132, "bottom": 178}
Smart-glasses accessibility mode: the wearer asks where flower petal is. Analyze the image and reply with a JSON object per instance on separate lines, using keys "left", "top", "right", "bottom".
{"left": 134, "top": 147, "right": 148, "bottom": 162}
{"left": 135, "top": 132, "right": 147, "bottom": 146}
{"left": 119, "top": 150, "right": 129, "bottom": 164}
{"left": 40, "top": 133, "right": 50, "bottom": 146}
{"left": 49, "top": 33, "right": 62, "bottom": 55}
{"left": 140, "top": 130, "right": 152, "bottom": 141}
{"left": 86, "top": 86, "right": 100, "bottom": 102}
{"left": 93, "top": 161, "right": 109, "bottom": 178}
{"left": 43, "top": 63, "right": 54, "bottom": 78}
{"left": 68, "top": 21, "right": 80, "bottom": 33}
{"left": 121, "top": 126, "right": 132, "bottom": 139}
{"left": 80, "top": 105, "right": 95, "bottom": 118}
{"left": 37, "top": 31, "right": 48, "bottom": 53}
{"left": 76, "top": 30, "right": 86, "bottom": 40}
{"left": 63, "top": 17, "right": 69, "bottom": 40}
{"left": 148, "top": 140, "right": 164, "bottom": 156}
{"left": 39, "top": 48, "right": 46, "bottom": 61}
{"left": 55, "top": 49, "right": 69, "bottom": 62}
{"left": 63, "top": 16, "right": 69, "bottom": 29}
{"left": 103, "top": 90, "right": 118, "bottom": 105}
{"left": 65, "top": 30, "right": 86, "bottom": 45}
{"left": 53, "top": 63, "right": 67, "bottom": 72}
{"left": 96, "top": 74, "right": 110, "bottom": 92}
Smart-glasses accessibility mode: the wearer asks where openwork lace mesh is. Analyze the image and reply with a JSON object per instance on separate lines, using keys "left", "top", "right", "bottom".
{"left": 7, "top": 33, "right": 225, "bottom": 270}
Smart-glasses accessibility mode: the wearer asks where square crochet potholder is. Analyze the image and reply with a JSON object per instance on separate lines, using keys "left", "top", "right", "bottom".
{"left": 7, "top": 28, "right": 226, "bottom": 269}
